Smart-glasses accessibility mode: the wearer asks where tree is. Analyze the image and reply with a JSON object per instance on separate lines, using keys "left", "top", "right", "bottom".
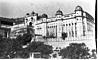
{"left": 25, "top": 41, "right": 53, "bottom": 59}
{"left": 59, "top": 43, "right": 90, "bottom": 59}
{"left": 90, "top": 49, "right": 97, "bottom": 59}
{"left": 26, "top": 42, "right": 44, "bottom": 52}
{"left": 0, "top": 33, "right": 53, "bottom": 59}
{"left": 34, "top": 44, "right": 53, "bottom": 58}
{"left": 16, "top": 33, "right": 32, "bottom": 45}
{"left": 0, "top": 37, "right": 16, "bottom": 58}
{"left": 11, "top": 33, "right": 33, "bottom": 58}
{"left": 35, "top": 44, "right": 53, "bottom": 54}
{"left": 26, "top": 42, "right": 53, "bottom": 54}
{"left": 0, "top": 33, "right": 33, "bottom": 59}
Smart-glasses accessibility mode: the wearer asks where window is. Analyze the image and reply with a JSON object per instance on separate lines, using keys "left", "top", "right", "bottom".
{"left": 75, "top": 23, "right": 77, "bottom": 37}
{"left": 72, "top": 31, "right": 74, "bottom": 37}
{"left": 26, "top": 19, "right": 28, "bottom": 20}
{"left": 63, "top": 24, "right": 65, "bottom": 26}
{"left": 66, "top": 24, "right": 68, "bottom": 26}
{"left": 29, "top": 22, "right": 32, "bottom": 26}
{"left": 69, "top": 31, "right": 71, "bottom": 37}
{"left": 83, "top": 25, "right": 86, "bottom": 36}
{"left": 69, "top": 24, "right": 71, "bottom": 26}
{"left": 50, "top": 26, "right": 51, "bottom": 28}
{"left": 75, "top": 23, "right": 77, "bottom": 25}
{"left": 47, "top": 26, "right": 49, "bottom": 28}
{"left": 72, "top": 23, "right": 73, "bottom": 25}
{"left": 77, "top": 18, "right": 78, "bottom": 20}
{"left": 37, "top": 27, "right": 42, "bottom": 30}
{"left": 31, "top": 17, "right": 33, "bottom": 20}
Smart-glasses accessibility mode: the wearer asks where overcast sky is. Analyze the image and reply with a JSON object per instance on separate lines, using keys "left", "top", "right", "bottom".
{"left": 0, "top": 0, "right": 95, "bottom": 18}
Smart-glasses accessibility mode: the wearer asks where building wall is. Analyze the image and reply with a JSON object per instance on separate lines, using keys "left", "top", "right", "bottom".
{"left": 25, "top": 6, "right": 95, "bottom": 41}
{"left": 26, "top": 12, "right": 94, "bottom": 38}
{"left": 22, "top": 6, "right": 95, "bottom": 50}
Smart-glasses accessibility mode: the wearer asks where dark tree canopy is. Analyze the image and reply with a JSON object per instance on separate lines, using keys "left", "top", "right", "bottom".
{"left": 59, "top": 43, "right": 90, "bottom": 59}
{"left": 16, "top": 33, "right": 32, "bottom": 45}
{"left": 0, "top": 32, "right": 53, "bottom": 59}
{"left": 26, "top": 42, "right": 53, "bottom": 55}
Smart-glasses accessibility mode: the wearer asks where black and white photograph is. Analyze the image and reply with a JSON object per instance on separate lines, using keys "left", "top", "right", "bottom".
{"left": 0, "top": 0, "right": 97, "bottom": 59}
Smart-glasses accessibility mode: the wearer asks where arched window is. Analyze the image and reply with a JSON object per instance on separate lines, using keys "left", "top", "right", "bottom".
{"left": 72, "top": 23, "right": 73, "bottom": 25}
{"left": 69, "top": 24, "right": 71, "bottom": 26}
{"left": 66, "top": 24, "right": 68, "bottom": 26}
{"left": 75, "top": 23, "right": 77, "bottom": 25}
{"left": 29, "top": 22, "right": 32, "bottom": 26}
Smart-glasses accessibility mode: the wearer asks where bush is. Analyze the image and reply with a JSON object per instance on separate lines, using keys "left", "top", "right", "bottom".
{"left": 0, "top": 33, "right": 53, "bottom": 59}
{"left": 59, "top": 43, "right": 90, "bottom": 59}
{"left": 0, "top": 33, "right": 32, "bottom": 59}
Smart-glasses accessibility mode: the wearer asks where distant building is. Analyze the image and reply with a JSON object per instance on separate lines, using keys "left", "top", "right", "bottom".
{"left": 0, "top": 6, "right": 96, "bottom": 50}
{"left": 25, "top": 6, "right": 95, "bottom": 38}
{"left": 25, "top": 6, "right": 95, "bottom": 49}
{"left": 0, "top": 17, "right": 24, "bottom": 38}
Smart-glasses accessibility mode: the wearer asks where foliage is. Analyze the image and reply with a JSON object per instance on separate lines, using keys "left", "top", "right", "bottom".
{"left": 26, "top": 42, "right": 53, "bottom": 55}
{"left": 16, "top": 33, "right": 32, "bottom": 45}
{"left": 59, "top": 43, "right": 90, "bottom": 59}
{"left": 34, "top": 44, "right": 53, "bottom": 55}
{"left": 26, "top": 42, "right": 44, "bottom": 52}
{"left": 0, "top": 33, "right": 32, "bottom": 58}
{"left": 53, "top": 54, "right": 57, "bottom": 58}
{"left": 90, "top": 49, "right": 97, "bottom": 59}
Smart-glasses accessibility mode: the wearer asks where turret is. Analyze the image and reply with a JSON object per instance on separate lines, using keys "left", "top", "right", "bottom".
{"left": 25, "top": 11, "right": 38, "bottom": 26}
{"left": 55, "top": 9, "right": 63, "bottom": 18}
{"left": 75, "top": 5, "right": 83, "bottom": 16}
{"left": 75, "top": 6, "right": 84, "bottom": 37}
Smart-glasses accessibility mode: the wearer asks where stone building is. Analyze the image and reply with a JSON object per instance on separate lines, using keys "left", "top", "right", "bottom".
{"left": 0, "top": 5, "right": 95, "bottom": 50}
{"left": 0, "top": 17, "right": 24, "bottom": 38}
{"left": 24, "top": 6, "right": 95, "bottom": 49}
{"left": 25, "top": 6, "right": 95, "bottom": 38}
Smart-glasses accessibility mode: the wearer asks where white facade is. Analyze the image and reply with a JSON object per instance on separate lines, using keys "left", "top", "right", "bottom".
{"left": 25, "top": 6, "right": 94, "bottom": 38}
{"left": 24, "top": 6, "right": 95, "bottom": 49}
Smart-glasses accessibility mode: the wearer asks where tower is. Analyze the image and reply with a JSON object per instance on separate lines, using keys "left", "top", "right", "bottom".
{"left": 55, "top": 9, "right": 63, "bottom": 18}
{"left": 41, "top": 13, "right": 48, "bottom": 36}
{"left": 55, "top": 9, "right": 63, "bottom": 37}
{"left": 25, "top": 11, "right": 38, "bottom": 27}
{"left": 75, "top": 6, "right": 84, "bottom": 37}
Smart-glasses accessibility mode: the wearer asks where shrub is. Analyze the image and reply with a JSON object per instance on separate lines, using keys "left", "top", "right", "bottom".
{"left": 59, "top": 43, "right": 90, "bottom": 59}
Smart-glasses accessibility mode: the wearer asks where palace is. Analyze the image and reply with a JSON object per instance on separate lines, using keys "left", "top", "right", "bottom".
{"left": 0, "top": 6, "right": 96, "bottom": 50}
{"left": 24, "top": 5, "right": 95, "bottom": 49}
{"left": 24, "top": 5, "right": 95, "bottom": 38}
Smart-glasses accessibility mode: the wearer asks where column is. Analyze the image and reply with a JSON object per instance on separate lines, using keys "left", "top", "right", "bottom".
{"left": 57, "top": 21, "right": 62, "bottom": 38}
{"left": 75, "top": 23, "right": 77, "bottom": 37}
{"left": 67, "top": 24, "right": 69, "bottom": 38}
{"left": 65, "top": 23, "right": 67, "bottom": 33}
{"left": 73, "top": 23, "right": 76, "bottom": 37}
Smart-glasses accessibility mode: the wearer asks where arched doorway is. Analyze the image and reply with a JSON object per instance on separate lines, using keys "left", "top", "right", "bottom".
{"left": 29, "top": 22, "right": 32, "bottom": 26}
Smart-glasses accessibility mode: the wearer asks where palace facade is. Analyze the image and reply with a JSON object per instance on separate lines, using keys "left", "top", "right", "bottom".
{"left": 23, "top": 6, "right": 95, "bottom": 49}
{"left": 0, "top": 6, "right": 95, "bottom": 49}
{"left": 24, "top": 5, "right": 95, "bottom": 39}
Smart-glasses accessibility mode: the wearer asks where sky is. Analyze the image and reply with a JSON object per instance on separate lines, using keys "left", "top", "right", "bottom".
{"left": 0, "top": 0, "right": 95, "bottom": 18}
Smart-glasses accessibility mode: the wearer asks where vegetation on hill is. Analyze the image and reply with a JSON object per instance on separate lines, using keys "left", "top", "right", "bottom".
{"left": 59, "top": 43, "right": 97, "bottom": 59}
{"left": 0, "top": 33, "right": 53, "bottom": 59}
